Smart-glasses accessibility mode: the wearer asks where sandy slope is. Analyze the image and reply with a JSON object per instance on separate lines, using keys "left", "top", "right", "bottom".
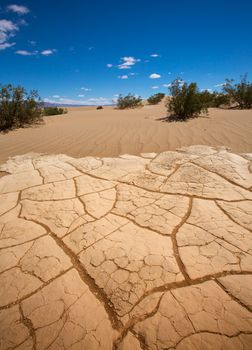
{"left": 0, "top": 103, "right": 251, "bottom": 163}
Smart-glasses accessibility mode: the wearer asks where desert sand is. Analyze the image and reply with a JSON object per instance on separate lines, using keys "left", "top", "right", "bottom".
{"left": 0, "top": 145, "right": 252, "bottom": 349}
{"left": 0, "top": 103, "right": 252, "bottom": 164}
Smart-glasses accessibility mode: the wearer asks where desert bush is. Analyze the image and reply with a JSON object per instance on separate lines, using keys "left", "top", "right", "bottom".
{"left": 116, "top": 93, "right": 142, "bottom": 109}
{"left": 167, "top": 79, "right": 207, "bottom": 120}
{"left": 43, "top": 106, "right": 67, "bottom": 116}
{"left": 199, "top": 90, "right": 230, "bottom": 108}
{"left": 198, "top": 90, "right": 214, "bottom": 108}
{"left": 223, "top": 74, "right": 252, "bottom": 109}
{"left": 0, "top": 84, "right": 42, "bottom": 131}
{"left": 211, "top": 92, "right": 230, "bottom": 107}
{"left": 147, "top": 93, "right": 165, "bottom": 105}
{"left": 96, "top": 105, "right": 103, "bottom": 110}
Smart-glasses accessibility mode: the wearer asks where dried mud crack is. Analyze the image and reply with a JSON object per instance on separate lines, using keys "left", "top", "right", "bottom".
{"left": 0, "top": 145, "right": 252, "bottom": 349}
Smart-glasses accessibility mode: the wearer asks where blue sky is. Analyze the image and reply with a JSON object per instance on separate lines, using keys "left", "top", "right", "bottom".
{"left": 0, "top": 0, "right": 252, "bottom": 105}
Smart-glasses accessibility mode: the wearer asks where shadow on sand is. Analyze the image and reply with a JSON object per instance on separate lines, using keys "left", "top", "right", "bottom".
{"left": 156, "top": 114, "right": 211, "bottom": 123}
{"left": 0, "top": 120, "right": 45, "bottom": 134}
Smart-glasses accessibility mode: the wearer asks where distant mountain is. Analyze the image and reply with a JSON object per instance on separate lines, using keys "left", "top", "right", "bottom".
{"left": 42, "top": 102, "right": 115, "bottom": 107}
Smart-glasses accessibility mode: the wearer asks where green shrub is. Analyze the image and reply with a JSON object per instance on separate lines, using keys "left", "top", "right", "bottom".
{"left": 96, "top": 105, "right": 103, "bottom": 110}
{"left": 211, "top": 92, "right": 230, "bottom": 107}
{"left": 223, "top": 74, "right": 252, "bottom": 109}
{"left": 0, "top": 84, "right": 42, "bottom": 131}
{"left": 116, "top": 93, "right": 142, "bottom": 109}
{"left": 167, "top": 79, "right": 207, "bottom": 120}
{"left": 43, "top": 107, "right": 67, "bottom": 116}
{"left": 198, "top": 90, "right": 214, "bottom": 108}
{"left": 199, "top": 90, "right": 230, "bottom": 108}
{"left": 147, "top": 93, "right": 165, "bottom": 105}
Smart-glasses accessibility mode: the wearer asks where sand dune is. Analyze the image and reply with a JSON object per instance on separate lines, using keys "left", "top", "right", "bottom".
{"left": 0, "top": 103, "right": 251, "bottom": 164}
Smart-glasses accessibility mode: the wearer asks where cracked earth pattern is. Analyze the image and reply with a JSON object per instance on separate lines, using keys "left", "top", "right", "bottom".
{"left": 0, "top": 145, "right": 252, "bottom": 350}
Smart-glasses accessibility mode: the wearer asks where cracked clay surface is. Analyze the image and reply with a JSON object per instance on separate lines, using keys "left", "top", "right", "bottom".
{"left": 0, "top": 145, "right": 251, "bottom": 349}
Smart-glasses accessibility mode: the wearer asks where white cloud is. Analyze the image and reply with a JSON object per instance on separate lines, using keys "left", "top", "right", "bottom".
{"left": 149, "top": 73, "right": 161, "bottom": 79}
{"left": 52, "top": 95, "right": 60, "bottom": 98}
{"left": 7, "top": 4, "right": 29, "bottom": 14}
{"left": 150, "top": 53, "right": 159, "bottom": 57}
{"left": 121, "top": 56, "right": 137, "bottom": 65}
{"left": 152, "top": 86, "right": 159, "bottom": 89}
{"left": 118, "top": 75, "right": 128, "bottom": 79}
{"left": 215, "top": 83, "right": 227, "bottom": 87}
{"left": 44, "top": 96, "right": 113, "bottom": 106}
{"left": 118, "top": 56, "right": 140, "bottom": 69}
{"left": 0, "top": 19, "right": 18, "bottom": 32}
{"left": 43, "top": 98, "right": 81, "bottom": 105}
{"left": 89, "top": 97, "right": 110, "bottom": 102}
{"left": 15, "top": 49, "right": 37, "bottom": 56}
{"left": 41, "top": 49, "right": 56, "bottom": 56}
{"left": 163, "top": 81, "right": 185, "bottom": 89}
{"left": 80, "top": 87, "right": 92, "bottom": 91}
{"left": 0, "top": 42, "right": 15, "bottom": 50}
{"left": 16, "top": 49, "right": 57, "bottom": 57}
{"left": 163, "top": 83, "right": 171, "bottom": 88}
{"left": 0, "top": 19, "right": 18, "bottom": 50}
{"left": 118, "top": 65, "right": 131, "bottom": 70}
{"left": 78, "top": 94, "right": 85, "bottom": 97}
{"left": 0, "top": 31, "right": 8, "bottom": 44}
{"left": 107, "top": 63, "right": 113, "bottom": 68}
